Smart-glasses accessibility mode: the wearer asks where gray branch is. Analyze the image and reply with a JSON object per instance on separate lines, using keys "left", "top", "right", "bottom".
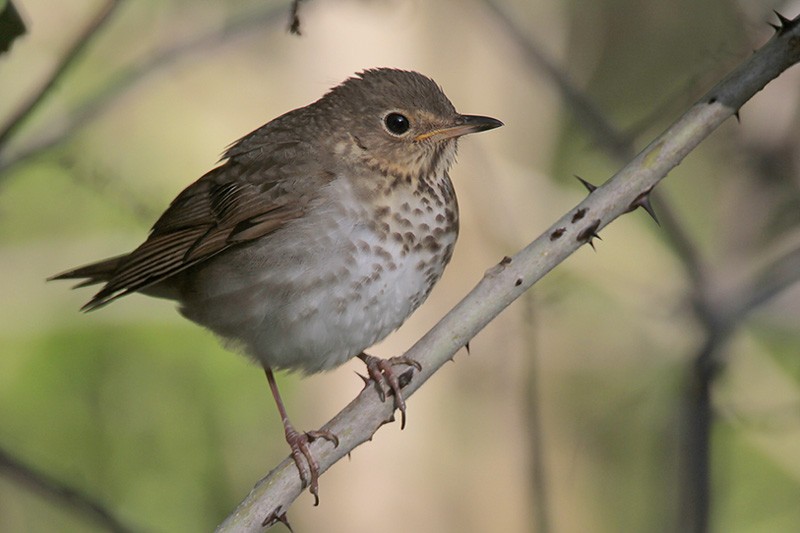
{"left": 217, "top": 14, "right": 800, "bottom": 533}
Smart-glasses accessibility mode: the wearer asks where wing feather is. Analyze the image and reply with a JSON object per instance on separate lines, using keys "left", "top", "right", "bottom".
{"left": 80, "top": 164, "right": 317, "bottom": 310}
{"left": 53, "top": 108, "right": 329, "bottom": 311}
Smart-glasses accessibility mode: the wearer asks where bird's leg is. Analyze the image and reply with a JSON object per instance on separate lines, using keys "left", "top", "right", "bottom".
{"left": 264, "top": 368, "right": 338, "bottom": 506}
{"left": 357, "top": 353, "right": 421, "bottom": 429}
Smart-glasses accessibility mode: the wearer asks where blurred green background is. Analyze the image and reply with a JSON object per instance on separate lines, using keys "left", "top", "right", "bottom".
{"left": 1, "top": 0, "right": 799, "bottom": 532}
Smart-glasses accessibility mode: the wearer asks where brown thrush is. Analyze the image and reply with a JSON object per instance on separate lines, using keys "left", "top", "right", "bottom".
{"left": 51, "top": 68, "right": 502, "bottom": 502}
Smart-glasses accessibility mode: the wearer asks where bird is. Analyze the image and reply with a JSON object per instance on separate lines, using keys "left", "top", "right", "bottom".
{"left": 51, "top": 68, "right": 503, "bottom": 502}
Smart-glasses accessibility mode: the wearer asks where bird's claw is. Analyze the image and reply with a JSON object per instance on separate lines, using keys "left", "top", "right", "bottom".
{"left": 284, "top": 425, "right": 338, "bottom": 506}
{"left": 357, "top": 353, "right": 421, "bottom": 429}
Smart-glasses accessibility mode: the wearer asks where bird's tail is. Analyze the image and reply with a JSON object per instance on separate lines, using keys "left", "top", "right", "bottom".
{"left": 48, "top": 255, "right": 126, "bottom": 289}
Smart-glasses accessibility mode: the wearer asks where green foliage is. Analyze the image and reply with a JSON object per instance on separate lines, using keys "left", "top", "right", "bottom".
{"left": 0, "top": 323, "right": 281, "bottom": 532}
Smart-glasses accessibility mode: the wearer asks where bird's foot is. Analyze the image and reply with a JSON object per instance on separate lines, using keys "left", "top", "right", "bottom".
{"left": 283, "top": 424, "right": 339, "bottom": 506}
{"left": 357, "top": 353, "right": 421, "bottom": 429}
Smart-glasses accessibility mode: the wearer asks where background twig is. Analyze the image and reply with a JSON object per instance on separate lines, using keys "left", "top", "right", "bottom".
{"left": 0, "top": 0, "right": 121, "bottom": 151}
{"left": 0, "top": 446, "right": 133, "bottom": 533}
{"left": 0, "top": 2, "right": 288, "bottom": 178}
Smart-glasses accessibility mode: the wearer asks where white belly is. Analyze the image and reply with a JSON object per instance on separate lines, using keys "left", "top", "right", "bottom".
{"left": 177, "top": 177, "right": 457, "bottom": 374}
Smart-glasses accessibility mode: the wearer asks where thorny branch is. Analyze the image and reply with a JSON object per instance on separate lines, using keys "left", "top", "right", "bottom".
{"left": 219, "top": 12, "right": 800, "bottom": 532}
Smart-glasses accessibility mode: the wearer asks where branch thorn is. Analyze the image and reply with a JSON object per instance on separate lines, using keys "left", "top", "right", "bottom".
{"left": 574, "top": 175, "right": 597, "bottom": 193}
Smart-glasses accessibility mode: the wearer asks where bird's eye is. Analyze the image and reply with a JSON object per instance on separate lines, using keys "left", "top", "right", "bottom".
{"left": 384, "top": 113, "right": 410, "bottom": 135}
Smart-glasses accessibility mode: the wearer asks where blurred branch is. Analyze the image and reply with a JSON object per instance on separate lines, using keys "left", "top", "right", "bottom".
{"left": 0, "top": 2, "right": 289, "bottom": 179}
{"left": 0, "top": 0, "right": 122, "bottom": 152}
{"left": 680, "top": 332, "right": 716, "bottom": 533}
{"left": 678, "top": 241, "right": 800, "bottom": 532}
{"left": 733, "top": 244, "right": 800, "bottom": 321}
{"left": 0, "top": 445, "right": 133, "bottom": 533}
{"left": 218, "top": 15, "right": 800, "bottom": 532}
{"left": 523, "top": 294, "right": 551, "bottom": 533}
{"left": 481, "top": 0, "right": 632, "bottom": 160}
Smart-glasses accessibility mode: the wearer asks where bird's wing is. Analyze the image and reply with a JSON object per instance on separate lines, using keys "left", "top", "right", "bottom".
{"left": 68, "top": 155, "right": 319, "bottom": 311}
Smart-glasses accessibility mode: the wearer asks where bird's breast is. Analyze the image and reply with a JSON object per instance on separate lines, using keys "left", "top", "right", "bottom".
{"left": 177, "top": 171, "right": 459, "bottom": 374}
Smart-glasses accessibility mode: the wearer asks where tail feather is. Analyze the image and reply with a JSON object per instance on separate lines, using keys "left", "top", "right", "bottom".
{"left": 49, "top": 255, "right": 125, "bottom": 284}
{"left": 49, "top": 255, "right": 128, "bottom": 311}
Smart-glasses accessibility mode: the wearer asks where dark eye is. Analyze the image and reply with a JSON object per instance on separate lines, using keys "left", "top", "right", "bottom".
{"left": 384, "top": 113, "right": 410, "bottom": 135}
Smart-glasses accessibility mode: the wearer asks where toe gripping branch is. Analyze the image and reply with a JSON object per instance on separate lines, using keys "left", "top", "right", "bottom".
{"left": 358, "top": 353, "right": 421, "bottom": 429}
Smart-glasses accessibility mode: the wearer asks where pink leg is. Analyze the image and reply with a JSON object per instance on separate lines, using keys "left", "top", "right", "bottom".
{"left": 265, "top": 368, "right": 338, "bottom": 505}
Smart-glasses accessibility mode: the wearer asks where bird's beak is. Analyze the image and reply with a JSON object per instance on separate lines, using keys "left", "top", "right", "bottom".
{"left": 414, "top": 114, "right": 504, "bottom": 142}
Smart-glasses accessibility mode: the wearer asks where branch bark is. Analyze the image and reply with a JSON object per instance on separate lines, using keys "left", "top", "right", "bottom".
{"left": 218, "top": 14, "right": 800, "bottom": 533}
